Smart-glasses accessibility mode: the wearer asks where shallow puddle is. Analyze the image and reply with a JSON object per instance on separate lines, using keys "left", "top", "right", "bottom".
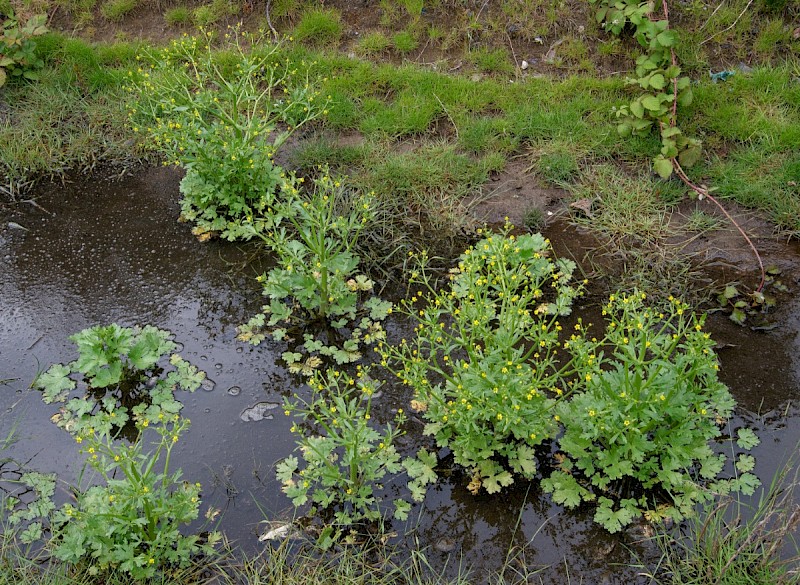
{"left": 1, "top": 168, "right": 798, "bottom": 583}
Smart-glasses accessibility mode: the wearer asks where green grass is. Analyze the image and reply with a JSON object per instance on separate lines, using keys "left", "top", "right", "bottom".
{"left": 571, "top": 165, "right": 671, "bottom": 244}
{"left": 648, "top": 457, "right": 800, "bottom": 585}
{"left": 533, "top": 145, "right": 581, "bottom": 185}
{"left": 706, "top": 148, "right": 800, "bottom": 235}
{"left": 4, "top": 32, "right": 799, "bottom": 271}
{"left": 191, "top": 0, "right": 238, "bottom": 27}
{"left": 469, "top": 47, "right": 514, "bottom": 75}
{"left": 392, "top": 29, "right": 419, "bottom": 53}
{"left": 164, "top": 6, "right": 191, "bottom": 26}
{"left": 754, "top": 18, "right": 792, "bottom": 58}
{"left": 398, "top": 0, "right": 423, "bottom": 19}
{"left": 356, "top": 31, "right": 391, "bottom": 56}
{"left": 293, "top": 8, "right": 343, "bottom": 46}
{"left": 100, "top": 0, "right": 137, "bottom": 21}
{"left": 684, "top": 209, "right": 722, "bottom": 232}
{"left": 0, "top": 527, "right": 475, "bottom": 585}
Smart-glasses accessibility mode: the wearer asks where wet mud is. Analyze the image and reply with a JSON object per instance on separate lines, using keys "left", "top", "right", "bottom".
{"left": 1, "top": 167, "right": 798, "bottom": 583}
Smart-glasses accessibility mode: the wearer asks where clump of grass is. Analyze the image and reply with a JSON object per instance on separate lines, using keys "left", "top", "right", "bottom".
{"left": 0, "top": 58, "right": 142, "bottom": 196}
{"left": 470, "top": 47, "right": 514, "bottom": 75}
{"left": 351, "top": 144, "right": 488, "bottom": 264}
{"left": 458, "top": 117, "right": 516, "bottom": 154}
{"left": 398, "top": 0, "right": 423, "bottom": 18}
{"left": 571, "top": 165, "right": 670, "bottom": 244}
{"left": 556, "top": 37, "right": 594, "bottom": 72}
{"left": 100, "top": 0, "right": 137, "bottom": 21}
{"left": 535, "top": 149, "right": 580, "bottom": 185}
{"left": 192, "top": 4, "right": 219, "bottom": 26}
{"left": 356, "top": 31, "right": 391, "bottom": 56}
{"left": 290, "top": 137, "right": 369, "bottom": 172}
{"left": 684, "top": 209, "right": 722, "bottom": 233}
{"left": 164, "top": 6, "right": 191, "bottom": 26}
{"left": 360, "top": 91, "right": 439, "bottom": 137}
{"left": 293, "top": 8, "right": 343, "bottom": 46}
{"left": 523, "top": 206, "right": 546, "bottom": 232}
{"left": 191, "top": 0, "right": 237, "bottom": 27}
{"left": 427, "top": 24, "right": 444, "bottom": 43}
{"left": 269, "top": 0, "right": 300, "bottom": 19}
{"left": 393, "top": 30, "right": 419, "bottom": 54}
{"left": 378, "top": 0, "right": 401, "bottom": 28}
{"left": 754, "top": 19, "right": 790, "bottom": 57}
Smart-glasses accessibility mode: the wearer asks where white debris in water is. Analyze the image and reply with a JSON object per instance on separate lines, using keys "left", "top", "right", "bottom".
{"left": 240, "top": 401, "right": 280, "bottom": 422}
{"left": 258, "top": 522, "right": 301, "bottom": 542}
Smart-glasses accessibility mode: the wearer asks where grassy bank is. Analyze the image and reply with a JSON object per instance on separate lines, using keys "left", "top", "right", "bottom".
{"left": 1, "top": 31, "right": 798, "bottom": 255}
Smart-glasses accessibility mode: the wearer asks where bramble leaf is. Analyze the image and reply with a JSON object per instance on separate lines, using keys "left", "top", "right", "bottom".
{"left": 654, "top": 156, "right": 674, "bottom": 179}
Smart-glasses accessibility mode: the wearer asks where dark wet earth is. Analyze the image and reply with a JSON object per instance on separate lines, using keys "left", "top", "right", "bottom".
{"left": 1, "top": 167, "right": 799, "bottom": 584}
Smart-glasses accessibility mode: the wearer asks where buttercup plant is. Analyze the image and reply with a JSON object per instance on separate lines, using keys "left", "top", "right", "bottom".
{"left": 382, "top": 225, "right": 583, "bottom": 493}
{"left": 129, "top": 28, "right": 326, "bottom": 240}
{"left": 276, "top": 367, "right": 436, "bottom": 546}
{"left": 238, "top": 172, "right": 392, "bottom": 372}
{"left": 35, "top": 324, "right": 219, "bottom": 578}
{"left": 544, "top": 291, "right": 760, "bottom": 532}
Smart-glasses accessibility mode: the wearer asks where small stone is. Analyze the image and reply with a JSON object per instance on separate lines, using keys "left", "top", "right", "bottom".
{"left": 434, "top": 537, "right": 457, "bottom": 552}
{"left": 521, "top": 60, "right": 529, "bottom": 70}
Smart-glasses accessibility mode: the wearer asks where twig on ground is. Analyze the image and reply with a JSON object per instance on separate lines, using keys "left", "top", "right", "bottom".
{"left": 265, "top": 0, "right": 278, "bottom": 40}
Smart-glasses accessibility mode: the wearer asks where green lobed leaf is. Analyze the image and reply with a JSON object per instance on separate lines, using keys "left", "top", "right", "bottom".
{"left": 736, "top": 427, "right": 760, "bottom": 449}
{"left": 736, "top": 454, "right": 756, "bottom": 473}
{"left": 37, "top": 364, "right": 76, "bottom": 403}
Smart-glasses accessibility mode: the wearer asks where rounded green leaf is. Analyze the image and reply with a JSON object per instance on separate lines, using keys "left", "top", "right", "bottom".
{"left": 642, "top": 95, "right": 662, "bottom": 111}
{"left": 653, "top": 156, "right": 674, "bottom": 179}
{"left": 649, "top": 73, "right": 666, "bottom": 89}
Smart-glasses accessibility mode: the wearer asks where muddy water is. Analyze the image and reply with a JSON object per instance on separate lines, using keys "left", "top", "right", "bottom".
{"left": 1, "top": 168, "right": 799, "bottom": 583}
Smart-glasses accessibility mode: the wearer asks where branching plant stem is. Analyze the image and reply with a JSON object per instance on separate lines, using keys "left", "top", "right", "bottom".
{"left": 658, "top": 0, "right": 765, "bottom": 292}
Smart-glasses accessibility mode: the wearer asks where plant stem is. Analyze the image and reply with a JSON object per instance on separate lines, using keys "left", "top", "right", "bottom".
{"left": 657, "top": 0, "right": 765, "bottom": 293}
